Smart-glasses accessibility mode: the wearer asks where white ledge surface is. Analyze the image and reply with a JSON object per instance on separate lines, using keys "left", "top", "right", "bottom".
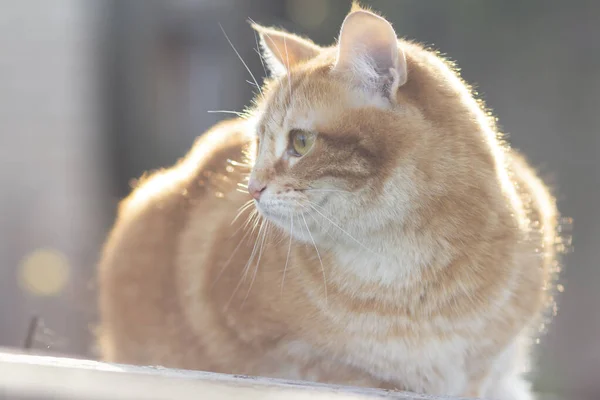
{"left": 0, "top": 349, "right": 468, "bottom": 400}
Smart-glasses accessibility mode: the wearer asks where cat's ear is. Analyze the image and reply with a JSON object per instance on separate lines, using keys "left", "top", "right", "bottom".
{"left": 251, "top": 23, "right": 322, "bottom": 77}
{"left": 332, "top": 10, "right": 407, "bottom": 100}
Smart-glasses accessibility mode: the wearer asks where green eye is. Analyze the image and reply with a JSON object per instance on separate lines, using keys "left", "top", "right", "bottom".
{"left": 290, "top": 129, "right": 315, "bottom": 157}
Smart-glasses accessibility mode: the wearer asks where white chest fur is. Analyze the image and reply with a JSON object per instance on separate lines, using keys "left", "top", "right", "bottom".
{"left": 276, "top": 318, "right": 527, "bottom": 399}
{"left": 340, "top": 326, "right": 470, "bottom": 395}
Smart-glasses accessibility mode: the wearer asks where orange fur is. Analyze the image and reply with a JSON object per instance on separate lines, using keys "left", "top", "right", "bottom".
{"left": 98, "top": 7, "right": 560, "bottom": 399}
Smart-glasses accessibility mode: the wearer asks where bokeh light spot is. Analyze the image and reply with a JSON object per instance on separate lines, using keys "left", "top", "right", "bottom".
{"left": 18, "top": 248, "right": 70, "bottom": 296}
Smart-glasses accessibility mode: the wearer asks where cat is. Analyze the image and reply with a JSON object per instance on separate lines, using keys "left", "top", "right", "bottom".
{"left": 97, "top": 3, "right": 561, "bottom": 399}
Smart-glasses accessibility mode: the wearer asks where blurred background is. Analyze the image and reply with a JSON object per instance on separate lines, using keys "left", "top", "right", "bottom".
{"left": 0, "top": 0, "right": 597, "bottom": 399}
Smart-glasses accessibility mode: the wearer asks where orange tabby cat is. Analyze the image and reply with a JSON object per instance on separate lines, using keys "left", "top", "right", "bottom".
{"left": 98, "top": 4, "right": 559, "bottom": 399}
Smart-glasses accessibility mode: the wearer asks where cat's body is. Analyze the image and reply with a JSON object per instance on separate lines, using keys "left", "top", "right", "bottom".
{"left": 98, "top": 5, "right": 559, "bottom": 399}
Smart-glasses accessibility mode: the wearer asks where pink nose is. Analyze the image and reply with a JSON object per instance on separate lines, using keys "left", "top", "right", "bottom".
{"left": 248, "top": 178, "right": 266, "bottom": 200}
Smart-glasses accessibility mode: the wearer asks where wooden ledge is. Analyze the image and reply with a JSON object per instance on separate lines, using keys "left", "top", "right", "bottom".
{"left": 0, "top": 349, "right": 467, "bottom": 400}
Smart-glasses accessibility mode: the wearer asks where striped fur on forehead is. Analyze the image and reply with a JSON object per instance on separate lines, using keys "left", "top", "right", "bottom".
{"left": 257, "top": 65, "right": 326, "bottom": 135}
{"left": 256, "top": 51, "right": 393, "bottom": 136}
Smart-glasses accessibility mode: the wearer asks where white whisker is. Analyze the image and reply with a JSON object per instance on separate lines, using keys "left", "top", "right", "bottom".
{"left": 249, "top": 211, "right": 263, "bottom": 236}
{"left": 301, "top": 213, "right": 327, "bottom": 305}
{"left": 225, "top": 218, "right": 264, "bottom": 310}
{"left": 243, "top": 221, "right": 270, "bottom": 306}
{"left": 307, "top": 211, "right": 337, "bottom": 242}
{"left": 308, "top": 202, "right": 386, "bottom": 260}
{"left": 241, "top": 218, "right": 265, "bottom": 280}
{"left": 231, "top": 208, "right": 256, "bottom": 240}
{"left": 214, "top": 208, "right": 261, "bottom": 288}
{"left": 244, "top": 209, "right": 258, "bottom": 228}
{"left": 219, "top": 23, "right": 263, "bottom": 97}
{"left": 281, "top": 213, "right": 294, "bottom": 295}
{"left": 230, "top": 208, "right": 258, "bottom": 240}
{"left": 231, "top": 199, "right": 254, "bottom": 225}
{"left": 252, "top": 28, "right": 269, "bottom": 79}
{"left": 207, "top": 110, "right": 247, "bottom": 117}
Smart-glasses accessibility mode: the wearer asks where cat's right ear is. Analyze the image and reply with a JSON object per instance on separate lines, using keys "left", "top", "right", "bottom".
{"left": 251, "top": 23, "right": 322, "bottom": 77}
{"left": 332, "top": 10, "right": 407, "bottom": 101}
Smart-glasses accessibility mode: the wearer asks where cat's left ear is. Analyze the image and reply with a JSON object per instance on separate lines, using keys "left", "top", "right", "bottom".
{"left": 332, "top": 10, "right": 407, "bottom": 101}
{"left": 251, "top": 23, "right": 322, "bottom": 77}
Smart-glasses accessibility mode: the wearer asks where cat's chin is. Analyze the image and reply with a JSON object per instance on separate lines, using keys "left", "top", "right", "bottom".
{"left": 253, "top": 202, "right": 289, "bottom": 223}
{"left": 254, "top": 198, "right": 303, "bottom": 220}
{"left": 258, "top": 209, "right": 333, "bottom": 247}
{"left": 255, "top": 202, "right": 319, "bottom": 235}
{"left": 255, "top": 205, "right": 298, "bottom": 225}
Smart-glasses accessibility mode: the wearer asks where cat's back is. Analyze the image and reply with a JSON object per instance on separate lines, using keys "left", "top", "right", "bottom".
{"left": 97, "top": 118, "right": 251, "bottom": 365}
{"left": 508, "top": 149, "right": 559, "bottom": 309}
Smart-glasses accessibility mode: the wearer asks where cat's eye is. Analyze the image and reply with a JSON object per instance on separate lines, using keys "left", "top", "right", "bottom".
{"left": 289, "top": 129, "right": 315, "bottom": 157}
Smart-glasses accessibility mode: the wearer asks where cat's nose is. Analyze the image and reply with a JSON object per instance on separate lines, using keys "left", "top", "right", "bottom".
{"left": 248, "top": 178, "right": 267, "bottom": 200}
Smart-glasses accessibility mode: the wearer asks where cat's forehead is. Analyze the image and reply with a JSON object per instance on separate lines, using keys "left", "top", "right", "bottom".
{"left": 259, "top": 73, "right": 339, "bottom": 133}
{"left": 257, "top": 68, "right": 390, "bottom": 136}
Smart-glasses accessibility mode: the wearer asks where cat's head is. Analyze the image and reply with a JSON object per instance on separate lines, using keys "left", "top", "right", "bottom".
{"left": 246, "top": 7, "right": 487, "bottom": 248}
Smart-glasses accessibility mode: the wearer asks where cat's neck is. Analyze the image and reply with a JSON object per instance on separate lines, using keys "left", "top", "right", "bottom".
{"left": 335, "top": 230, "right": 449, "bottom": 285}
{"left": 293, "top": 212, "right": 451, "bottom": 290}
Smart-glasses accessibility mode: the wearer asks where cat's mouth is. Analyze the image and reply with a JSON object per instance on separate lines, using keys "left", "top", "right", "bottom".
{"left": 254, "top": 191, "right": 331, "bottom": 219}
{"left": 253, "top": 200, "right": 304, "bottom": 221}
{"left": 253, "top": 197, "right": 330, "bottom": 227}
